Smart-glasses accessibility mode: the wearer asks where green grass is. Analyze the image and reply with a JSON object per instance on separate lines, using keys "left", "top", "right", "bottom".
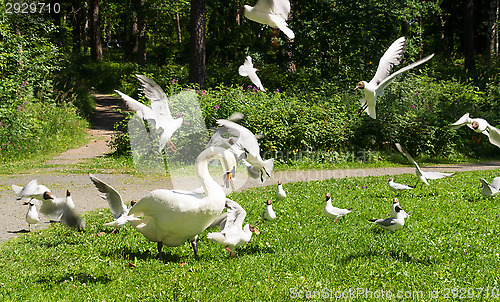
{"left": 1, "top": 169, "right": 500, "bottom": 300}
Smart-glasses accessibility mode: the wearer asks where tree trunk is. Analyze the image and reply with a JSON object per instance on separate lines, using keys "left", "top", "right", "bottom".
{"left": 176, "top": 12, "right": 182, "bottom": 44}
{"left": 89, "top": 0, "right": 103, "bottom": 62}
{"left": 189, "top": 0, "right": 206, "bottom": 88}
{"left": 464, "top": 0, "right": 475, "bottom": 72}
{"left": 70, "top": 0, "right": 82, "bottom": 55}
{"left": 136, "top": 0, "right": 147, "bottom": 65}
{"left": 490, "top": 0, "right": 499, "bottom": 59}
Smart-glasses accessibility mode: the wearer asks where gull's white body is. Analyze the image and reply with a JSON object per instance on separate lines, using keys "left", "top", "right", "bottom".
{"left": 479, "top": 177, "right": 500, "bottom": 197}
{"left": 262, "top": 200, "right": 276, "bottom": 220}
{"left": 216, "top": 117, "right": 274, "bottom": 183}
{"left": 12, "top": 179, "right": 50, "bottom": 202}
{"left": 275, "top": 182, "right": 286, "bottom": 200}
{"left": 388, "top": 178, "right": 413, "bottom": 191}
{"left": 243, "top": 0, "right": 294, "bottom": 39}
{"left": 25, "top": 202, "right": 39, "bottom": 231}
{"left": 369, "top": 205, "right": 406, "bottom": 233}
{"left": 451, "top": 113, "right": 500, "bottom": 148}
{"left": 239, "top": 56, "right": 265, "bottom": 92}
{"left": 115, "top": 75, "right": 183, "bottom": 152}
{"left": 207, "top": 199, "right": 257, "bottom": 254}
{"left": 323, "top": 194, "right": 352, "bottom": 220}
{"left": 355, "top": 37, "right": 434, "bottom": 119}
{"left": 390, "top": 198, "right": 410, "bottom": 219}
{"left": 395, "top": 143, "right": 454, "bottom": 186}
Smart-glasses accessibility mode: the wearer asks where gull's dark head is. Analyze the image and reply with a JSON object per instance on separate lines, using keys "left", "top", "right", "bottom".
{"left": 354, "top": 81, "right": 365, "bottom": 91}
{"left": 393, "top": 198, "right": 399, "bottom": 204}
{"left": 43, "top": 191, "right": 54, "bottom": 200}
{"left": 472, "top": 121, "right": 479, "bottom": 130}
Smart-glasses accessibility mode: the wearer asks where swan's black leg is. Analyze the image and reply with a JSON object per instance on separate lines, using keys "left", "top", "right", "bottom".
{"left": 191, "top": 239, "right": 200, "bottom": 260}
{"left": 157, "top": 242, "right": 163, "bottom": 260}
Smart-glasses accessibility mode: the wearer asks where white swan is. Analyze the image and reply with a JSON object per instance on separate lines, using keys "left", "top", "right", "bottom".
{"left": 369, "top": 204, "right": 406, "bottom": 233}
{"left": 115, "top": 75, "right": 184, "bottom": 152}
{"left": 241, "top": 0, "right": 294, "bottom": 40}
{"left": 479, "top": 177, "right": 500, "bottom": 197}
{"left": 91, "top": 147, "right": 227, "bottom": 260}
{"left": 323, "top": 193, "right": 352, "bottom": 221}
{"left": 216, "top": 117, "right": 274, "bottom": 183}
{"left": 395, "top": 143, "right": 454, "bottom": 187}
{"left": 275, "top": 181, "right": 286, "bottom": 200}
{"left": 239, "top": 56, "right": 265, "bottom": 92}
{"left": 354, "top": 37, "right": 434, "bottom": 119}
{"left": 207, "top": 198, "right": 259, "bottom": 257}
{"left": 450, "top": 113, "right": 500, "bottom": 148}
{"left": 262, "top": 200, "right": 276, "bottom": 220}
{"left": 25, "top": 201, "right": 39, "bottom": 231}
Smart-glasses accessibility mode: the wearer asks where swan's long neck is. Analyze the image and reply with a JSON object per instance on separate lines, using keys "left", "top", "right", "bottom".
{"left": 196, "top": 147, "right": 226, "bottom": 197}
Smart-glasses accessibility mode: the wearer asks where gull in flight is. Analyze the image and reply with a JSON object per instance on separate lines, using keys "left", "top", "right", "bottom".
{"left": 450, "top": 113, "right": 500, "bottom": 148}
{"left": 368, "top": 203, "right": 406, "bottom": 233}
{"left": 395, "top": 143, "right": 454, "bottom": 187}
{"left": 479, "top": 177, "right": 500, "bottom": 197}
{"left": 115, "top": 75, "right": 184, "bottom": 152}
{"left": 239, "top": 56, "right": 265, "bottom": 92}
{"left": 323, "top": 193, "right": 352, "bottom": 221}
{"left": 354, "top": 37, "right": 434, "bottom": 119}
{"left": 240, "top": 0, "right": 294, "bottom": 40}
{"left": 207, "top": 199, "right": 260, "bottom": 257}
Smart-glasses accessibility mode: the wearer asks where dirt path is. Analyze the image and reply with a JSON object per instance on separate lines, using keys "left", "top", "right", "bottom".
{"left": 1, "top": 94, "right": 500, "bottom": 242}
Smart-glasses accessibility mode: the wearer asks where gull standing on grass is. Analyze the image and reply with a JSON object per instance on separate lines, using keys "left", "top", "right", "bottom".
{"left": 240, "top": 0, "right": 295, "bottom": 40}
{"left": 239, "top": 56, "right": 266, "bottom": 92}
{"left": 323, "top": 193, "right": 352, "bottom": 221}
{"left": 450, "top": 113, "right": 500, "bottom": 148}
{"left": 115, "top": 75, "right": 184, "bottom": 152}
{"left": 368, "top": 204, "right": 406, "bottom": 233}
{"left": 479, "top": 177, "right": 500, "bottom": 197}
{"left": 395, "top": 143, "right": 454, "bottom": 187}
{"left": 390, "top": 198, "right": 410, "bottom": 219}
{"left": 354, "top": 37, "right": 434, "bottom": 119}
{"left": 275, "top": 181, "right": 286, "bottom": 200}
{"left": 262, "top": 200, "right": 276, "bottom": 220}
{"left": 25, "top": 200, "right": 39, "bottom": 231}
{"left": 207, "top": 198, "right": 260, "bottom": 257}
{"left": 387, "top": 177, "right": 413, "bottom": 191}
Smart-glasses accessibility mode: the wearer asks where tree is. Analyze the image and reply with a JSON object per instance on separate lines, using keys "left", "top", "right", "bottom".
{"left": 464, "top": 0, "right": 475, "bottom": 72}
{"left": 189, "top": 0, "right": 206, "bottom": 88}
{"left": 89, "top": 0, "right": 103, "bottom": 62}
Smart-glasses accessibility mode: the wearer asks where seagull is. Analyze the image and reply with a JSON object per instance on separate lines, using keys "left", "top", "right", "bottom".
{"left": 479, "top": 177, "right": 500, "bottom": 197}
{"left": 216, "top": 116, "right": 274, "bottom": 183}
{"left": 262, "top": 200, "right": 276, "bottom": 220}
{"left": 207, "top": 199, "right": 260, "bottom": 257}
{"left": 89, "top": 174, "right": 134, "bottom": 232}
{"left": 323, "top": 193, "right": 352, "bottom": 221}
{"left": 115, "top": 75, "right": 184, "bottom": 152}
{"left": 354, "top": 37, "right": 434, "bottom": 119}
{"left": 240, "top": 0, "right": 294, "bottom": 40}
{"left": 24, "top": 200, "right": 39, "bottom": 231}
{"left": 239, "top": 56, "right": 265, "bottom": 92}
{"left": 390, "top": 198, "right": 410, "bottom": 219}
{"left": 450, "top": 113, "right": 500, "bottom": 148}
{"left": 387, "top": 177, "right": 413, "bottom": 191}
{"left": 368, "top": 204, "right": 406, "bottom": 233}
{"left": 275, "top": 181, "right": 286, "bottom": 200}
{"left": 13, "top": 180, "right": 85, "bottom": 230}
{"left": 395, "top": 143, "right": 454, "bottom": 187}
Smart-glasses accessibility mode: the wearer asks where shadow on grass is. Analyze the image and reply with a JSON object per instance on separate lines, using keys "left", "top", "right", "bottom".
{"left": 105, "top": 246, "right": 181, "bottom": 263}
{"left": 340, "top": 249, "right": 437, "bottom": 266}
{"left": 7, "top": 229, "right": 30, "bottom": 234}
{"left": 36, "top": 272, "right": 112, "bottom": 285}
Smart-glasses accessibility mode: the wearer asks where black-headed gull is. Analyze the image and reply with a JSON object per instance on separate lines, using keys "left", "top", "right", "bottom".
{"left": 24, "top": 201, "right": 39, "bottom": 231}
{"left": 323, "top": 193, "right": 352, "bottom": 221}
{"left": 239, "top": 56, "right": 265, "bottom": 92}
{"left": 89, "top": 174, "right": 134, "bottom": 232}
{"left": 395, "top": 143, "right": 454, "bottom": 187}
{"left": 216, "top": 116, "right": 274, "bottom": 183}
{"left": 388, "top": 177, "right": 413, "bottom": 191}
{"left": 12, "top": 179, "right": 50, "bottom": 202}
{"left": 115, "top": 75, "right": 184, "bottom": 152}
{"left": 262, "top": 200, "right": 276, "bottom": 220}
{"left": 450, "top": 113, "right": 500, "bottom": 148}
{"left": 207, "top": 199, "right": 259, "bottom": 257}
{"left": 479, "top": 177, "right": 500, "bottom": 197}
{"left": 390, "top": 198, "right": 410, "bottom": 219}
{"left": 368, "top": 204, "right": 406, "bottom": 232}
{"left": 275, "top": 181, "right": 286, "bottom": 200}
{"left": 241, "top": 0, "right": 294, "bottom": 40}
{"left": 354, "top": 37, "right": 434, "bottom": 119}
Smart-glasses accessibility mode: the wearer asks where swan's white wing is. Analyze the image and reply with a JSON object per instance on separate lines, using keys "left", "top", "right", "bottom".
{"left": 421, "top": 171, "right": 454, "bottom": 180}
{"left": 115, "top": 90, "right": 154, "bottom": 120}
{"left": 89, "top": 174, "right": 128, "bottom": 219}
{"left": 487, "top": 125, "right": 500, "bottom": 148}
{"left": 369, "top": 37, "right": 406, "bottom": 86}
{"left": 450, "top": 113, "right": 471, "bottom": 129}
{"left": 377, "top": 54, "right": 434, "bottom": 91}
{"left": 490, "top": 177, "right": 500, "bottom": 190}
{"left": 269, "top": 14, "right": 294, "bottom": 39}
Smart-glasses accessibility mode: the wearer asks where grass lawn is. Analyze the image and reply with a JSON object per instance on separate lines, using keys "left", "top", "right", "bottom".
{"left": 1, "top": 168, "right": 499, "bottom": 301}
